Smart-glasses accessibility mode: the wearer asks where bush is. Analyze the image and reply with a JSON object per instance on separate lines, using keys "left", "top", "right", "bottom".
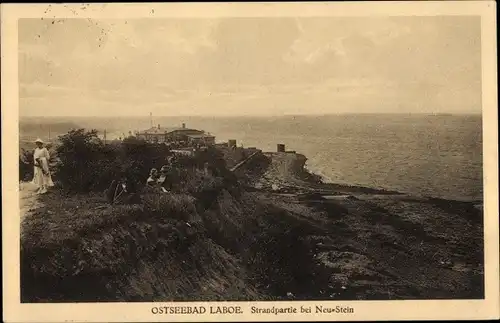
{"left": 19, "top": 148, "right": 34, "bottom": 181}
{"left": 54, "top": 129, "right": 116, "bottom": 192}
{"left": 120, "top": 137, "right": 173, "bottom": 178}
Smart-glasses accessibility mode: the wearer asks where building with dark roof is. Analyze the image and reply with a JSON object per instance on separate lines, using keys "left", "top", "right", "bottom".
{"left": 135, "top": 123, "right": 215, "bottom": 145}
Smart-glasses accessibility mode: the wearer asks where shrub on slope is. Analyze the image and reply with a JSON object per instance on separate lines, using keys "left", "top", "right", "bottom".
{"left": 19, "top": 149, "right": 34, "bottom": 182}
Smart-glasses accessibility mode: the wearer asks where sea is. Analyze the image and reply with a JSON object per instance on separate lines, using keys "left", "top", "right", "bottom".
{"left": 25, "top": 114, "right": 483, "bottom": 202}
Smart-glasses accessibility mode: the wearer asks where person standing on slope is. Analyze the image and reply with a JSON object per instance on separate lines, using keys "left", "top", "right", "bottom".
{"left": 32, "top": 138, "right": 54, "bottom": 194}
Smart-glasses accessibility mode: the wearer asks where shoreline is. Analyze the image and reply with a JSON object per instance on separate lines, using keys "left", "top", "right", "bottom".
{"left": 254, "top": 151, "right": 483, "bottom": 206}
{"left": 304, "top": 163, "right": 483, "bottom": 203}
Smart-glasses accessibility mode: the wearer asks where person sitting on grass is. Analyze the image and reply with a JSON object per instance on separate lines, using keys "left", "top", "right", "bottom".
{"left": 157, "top": 165, "right": 169, "bottom": 192}
{"left": 105, "top": 174, "right": 127, "bottom": 204}
{"left": 146, "top": 168, "right": 159, "bottom": 187}
{"left": 157, "top": 162, "right": 175, "bottom": 193}
{"left": 105, "top": 173, "right": 140, "bottom": 204}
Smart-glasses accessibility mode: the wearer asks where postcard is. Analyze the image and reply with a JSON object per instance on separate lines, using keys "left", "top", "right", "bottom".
{"left": 2, "top": 1, "right": 499, "bottom": 322}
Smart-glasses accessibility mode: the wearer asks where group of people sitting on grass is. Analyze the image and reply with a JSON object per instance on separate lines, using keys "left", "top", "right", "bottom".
{"left": 104, "top": 157, "right": 177, "bottom": 205}
{"left": 145, "top": 163, "right": 174, "bottom": 192}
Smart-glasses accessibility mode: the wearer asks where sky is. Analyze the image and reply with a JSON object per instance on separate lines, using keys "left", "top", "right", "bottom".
{"left": 19, "top": 16, "right": 482, "bottom": 117}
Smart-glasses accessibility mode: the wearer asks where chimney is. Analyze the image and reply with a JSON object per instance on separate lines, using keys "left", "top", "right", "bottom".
{"left": 182, "top": 123, "right": 186, "bottom": 129}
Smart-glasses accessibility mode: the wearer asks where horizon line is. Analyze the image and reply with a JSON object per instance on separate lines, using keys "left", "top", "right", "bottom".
{"left": 19, "top": 112, "right": 483, "bottom": 118}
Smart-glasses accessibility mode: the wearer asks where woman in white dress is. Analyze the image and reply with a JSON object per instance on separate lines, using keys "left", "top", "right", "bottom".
{"left": 32, "top": 138, "right": 54, "bottom": 194}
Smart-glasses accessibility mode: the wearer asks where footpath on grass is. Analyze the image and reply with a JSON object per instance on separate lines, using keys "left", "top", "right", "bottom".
{"left": 19, "top": 181, "right": 42, "bottom": 221}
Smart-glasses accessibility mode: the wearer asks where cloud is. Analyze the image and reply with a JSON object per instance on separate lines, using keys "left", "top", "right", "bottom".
{"left": 19, "top": 16, "right": 482, "bottom": 116}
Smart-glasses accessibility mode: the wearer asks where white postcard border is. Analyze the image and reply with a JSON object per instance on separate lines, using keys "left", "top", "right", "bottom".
{"left": 2, "top": 2, "right": 498, "bottom": 322}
